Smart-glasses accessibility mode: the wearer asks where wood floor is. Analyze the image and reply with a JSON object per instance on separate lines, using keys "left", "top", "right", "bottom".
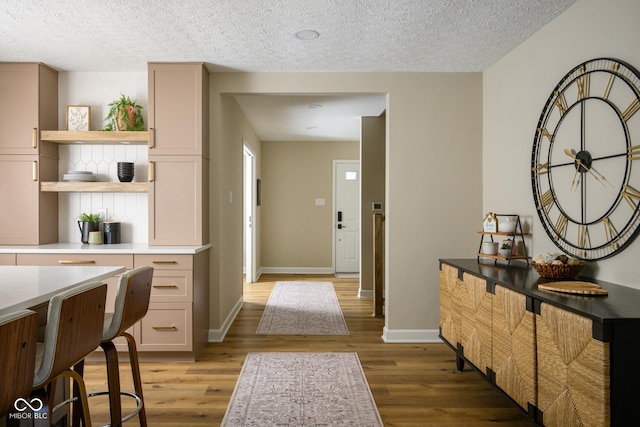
{"left": 82, "top": 274, "right": 533, "bottom": 426}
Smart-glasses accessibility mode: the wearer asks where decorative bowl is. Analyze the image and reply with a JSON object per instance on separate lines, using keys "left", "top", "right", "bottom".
{"left": 532, "top": 261, "right": 585, "bottom": 279}
{"left": 481, "top": 242, "right": 498, "bottom": 255}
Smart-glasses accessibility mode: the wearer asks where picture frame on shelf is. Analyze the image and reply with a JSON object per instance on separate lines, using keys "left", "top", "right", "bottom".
{"left": 66, "top": 105, "right": 91, "bottom": 131}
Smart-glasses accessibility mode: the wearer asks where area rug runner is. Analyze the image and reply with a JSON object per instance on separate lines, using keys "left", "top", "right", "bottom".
{"left": 221, "top": 352, "right": 384, "bottom": 426}
{"left": 256, "top": 281, "right": 349, "bottom": 335}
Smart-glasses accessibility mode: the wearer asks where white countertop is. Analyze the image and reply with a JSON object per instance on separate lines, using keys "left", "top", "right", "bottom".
{"left": 0, "top": 265, "right": 126, "bottom": 315}
{"left": 0, "top": 242, "right": 212, "bottom": 255}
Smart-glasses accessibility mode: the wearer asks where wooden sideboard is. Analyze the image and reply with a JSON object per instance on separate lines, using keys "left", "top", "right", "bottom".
{"left": 439, "top": 259, "right": 640, "bottom": 427}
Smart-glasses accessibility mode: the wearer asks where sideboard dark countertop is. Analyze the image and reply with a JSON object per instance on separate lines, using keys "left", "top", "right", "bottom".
{"left": 439, "top": 258, "right": 640, "bottom": 323}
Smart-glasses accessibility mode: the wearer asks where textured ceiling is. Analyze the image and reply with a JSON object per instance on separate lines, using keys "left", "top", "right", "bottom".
{"left": 1, "top": 0, "right": 577, "bottom": 73}
{"left": 1, "top": 0, "right": 577, "bottom": 141}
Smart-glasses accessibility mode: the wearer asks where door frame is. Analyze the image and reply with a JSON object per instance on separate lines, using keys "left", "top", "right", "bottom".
{"left": 332, "top": 159, "right": 361, "bottom": 274}
{"left": 243, "top": 142, "right": 257, "bottom": 283}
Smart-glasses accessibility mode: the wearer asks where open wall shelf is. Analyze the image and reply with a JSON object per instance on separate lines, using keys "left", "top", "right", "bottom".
{"left": 41, "top": 182, "right": 148, "bottom": 193}
{"left": 40, "top": 130, "right": 150, "bottom": 145}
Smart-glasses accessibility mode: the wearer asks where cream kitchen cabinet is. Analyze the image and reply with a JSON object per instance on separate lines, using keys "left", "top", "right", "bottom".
{"left": 0, "top": 253, "right": 16, "bottom": 265}
{"left": 147, "top": 62, "right": 209, "bottom": 246}
{"left": 0, "top": 63, "right": 58, "bottom": 245}
{"left": 134, "top": 250, "right": 210, "bottom": 360}
{"left": 16, "top": 253, "right": 134, "bottom": 312}
{"left": 147, "top": 62, "right": 209, "bottom": 156}
{"left": 0, "top": 63, "right": 58, "bottom": 155}
{"left": 148, "top": 155, "right": 209, "bottom": 246}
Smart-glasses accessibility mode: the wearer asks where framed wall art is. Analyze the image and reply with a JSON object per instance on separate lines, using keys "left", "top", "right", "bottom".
{"left": 66, "top": 105, "right": 91, "bottom": 131}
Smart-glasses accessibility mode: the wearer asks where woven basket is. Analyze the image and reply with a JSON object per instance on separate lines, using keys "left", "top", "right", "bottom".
{"left": 532, "top": 261, "right": 585, "bottom": 279}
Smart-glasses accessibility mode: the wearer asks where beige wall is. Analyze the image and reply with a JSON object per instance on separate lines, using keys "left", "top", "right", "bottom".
{"left": 483, "top": 0, "right": 640, "bottom": 287}
{"left": 260, "top": 140, "right": 359, "bottom": 271}
{"left": 360, "top": 115, "right": 386, "bottom": 293}
{"left": 208, "top": 93, "right": 261, "bottom": 337}
{"left": 210, "top": 72, "right": 483, "bottom": 340}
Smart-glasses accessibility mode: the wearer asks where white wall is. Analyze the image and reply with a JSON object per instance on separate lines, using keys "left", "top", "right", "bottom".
{"left": 483, "top": 0, "right": 640, "bottom": 287}
{"left": 57, "top": 72, "right": 148, "bottom": 243}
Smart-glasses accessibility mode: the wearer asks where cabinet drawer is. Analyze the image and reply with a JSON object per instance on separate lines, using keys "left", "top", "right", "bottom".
{"left": 17, "top": 253, "right": 134, "bottom": 268}
{"left": 135, "top": 254, "right": 192, "bottom": 270}
{"left": 149, "top": 270, "right": 192, "bottom": 303}
{"left": 137, "top": 302, "right": 192, "bottom": 351}
{"left": 0, "top": 253, "right": 16, "bottom": 265}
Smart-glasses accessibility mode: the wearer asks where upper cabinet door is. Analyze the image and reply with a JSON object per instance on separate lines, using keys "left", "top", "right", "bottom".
{"left": 148, "top": 63, "right": 209, "bottom": 156}
{"left": 0, "top": 63, "right": 58, "bottom": 155}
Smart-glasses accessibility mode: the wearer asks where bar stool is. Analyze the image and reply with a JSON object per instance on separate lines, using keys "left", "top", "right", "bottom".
{"left": 0, "top": 309, "right": 38, "bottom": 417}
{"left": 33, "top": 281, "right": 107, "bottom": 427}
{"left": 78, "top": 266, "right": 154, "bottom": 427}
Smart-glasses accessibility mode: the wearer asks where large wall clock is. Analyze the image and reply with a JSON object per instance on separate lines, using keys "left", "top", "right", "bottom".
{"left": 531, "top": 58, "right": 640, "bottom": 260}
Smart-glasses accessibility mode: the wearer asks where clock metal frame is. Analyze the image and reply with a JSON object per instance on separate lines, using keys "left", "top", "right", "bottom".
{"left": 531, "top": 58, "right": 640, "bottom": 260}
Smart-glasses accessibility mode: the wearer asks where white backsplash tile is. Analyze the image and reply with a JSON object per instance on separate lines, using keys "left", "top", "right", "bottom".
{"left": 58, "top": 71, "right": 149, "bottom": 243}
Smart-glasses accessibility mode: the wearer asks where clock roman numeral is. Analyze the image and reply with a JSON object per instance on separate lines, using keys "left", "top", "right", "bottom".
{"left": 554, "top": 91, "right": 568, "bottom": 116}
{"left": 578, "top": 224, "right": 591, "bottom": 249}
{"left": 621, "top": 98, "right": 640, "bottom": 122}
{"left": 603, "top": 63, "right": 619, "bottom": 99}
{"left": 537, "top": 127, "right": 553, "bottom": 142}
{"left": 538, "top": 190, "right": 554, "bottom": 214}
{"left": 629, "top": 144, "right": 640, "bottom": 161}
{"left": 576, "top": 71, "right": 590, "bottom": 100}
{"left": 621, "top": 185, "right": 640, "bottom": 210}
{"left": 532, "top": 162, "right": 549, "bottom": 176}
{"left": 603, "top": 217, "right": 619, "bottom": 248}
{"left": 554, "top": 214, "right": 568, "bottom": 240}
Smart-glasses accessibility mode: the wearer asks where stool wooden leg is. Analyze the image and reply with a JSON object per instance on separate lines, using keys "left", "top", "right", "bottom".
{"left": 66, "top": 370, "right": 92, "bottom": 427}
{"left": 72, "top": 360, "right": 85, "bottom": 427}
{"left": 123, "top": 332, "right": 146, "bottom": 427}
{"left": 101, "top": 341, "right": 123, "bottom": 427}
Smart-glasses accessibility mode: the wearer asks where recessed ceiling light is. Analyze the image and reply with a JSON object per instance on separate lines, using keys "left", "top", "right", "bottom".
{"left": 294, "top": 30, "right": 320, "bottom": 40}
{"left": 308, "top": 103, "right": 323, "bottom": 109}
{"left": 306, "top": 126, "right": 318, "bottom": 130}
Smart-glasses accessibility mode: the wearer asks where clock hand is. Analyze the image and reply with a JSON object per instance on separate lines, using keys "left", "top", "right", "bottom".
{"left": 570, "top": 166, "right": 580, "bottom": 191}
{"left": 564, "top": 149, "right": 610, "bottom": 187}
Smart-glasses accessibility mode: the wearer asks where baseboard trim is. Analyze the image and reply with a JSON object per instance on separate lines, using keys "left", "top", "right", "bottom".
{"left": 358, "top": 289, "right": 373, "bottom": 299}
{"left": 260, "top": 267, "right": 334, "bottom": 275}
{"left": 208, "top": 296, "right": 243, "bottom": 343}
{"left": 381, "top": 327, "right": 442, "bottom": 343}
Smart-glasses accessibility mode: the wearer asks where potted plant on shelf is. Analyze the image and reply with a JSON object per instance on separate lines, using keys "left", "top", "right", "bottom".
{"left": 78, "top": 212, "right": 101, "bottom": 243}
{"left": 101, "top": 93, "right": 146, "bottom": 131}
{"left": 498, "top": 243, "right": 512, "bottom": 258}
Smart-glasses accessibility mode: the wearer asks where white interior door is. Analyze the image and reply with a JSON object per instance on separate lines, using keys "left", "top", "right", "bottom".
{"left": 243, "top": 144, "right": 256, "bottom": 283}
{"left": 334, "top": 161, "right": 360, "bottom": 273}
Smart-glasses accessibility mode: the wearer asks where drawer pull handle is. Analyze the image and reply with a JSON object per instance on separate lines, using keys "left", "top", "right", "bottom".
{"left": 148, "top": 161, "right": 154, "bottom": 182}
{"left": 149, "top": 127, "right": 155, "bottom": 148}
{"left": 153, "top": 284, "right": 178, "bottom": 289}
{"left": 152, "top": 260, "right": 177, "bottom": 264}
{"left": 152, "top": 325, "right": 177, "bottom": 331}
{"left": 32, "top": 128, "right": 38, "bottom": 148}
{"left": 32, "top": 161, "right": 38, "bottom": 181}
{"left": 58, "top": 260, "right": 96, "bottom": 264}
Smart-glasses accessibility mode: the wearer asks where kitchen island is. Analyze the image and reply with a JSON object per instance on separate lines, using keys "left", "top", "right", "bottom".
{"left": 0, "top": 265, "right": 125, "bottom": 315}
{"left": 0, "top": 243, "right": 212, "bottom": 361}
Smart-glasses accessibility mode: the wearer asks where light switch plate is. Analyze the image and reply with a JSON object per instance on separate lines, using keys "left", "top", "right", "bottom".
{"left": 315, "top": 198, "right": 325, "bottom": 206}
{"left": 98, "top": 208, "right": 108, "bottom": 221}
